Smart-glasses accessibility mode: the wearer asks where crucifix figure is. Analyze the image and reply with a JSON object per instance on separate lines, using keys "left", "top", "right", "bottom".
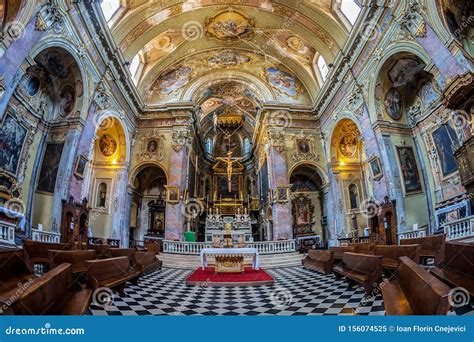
{"left": 216, "top": 151, "right": 242, "bottom": 192}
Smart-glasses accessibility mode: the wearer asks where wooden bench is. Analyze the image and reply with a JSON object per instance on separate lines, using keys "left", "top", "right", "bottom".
{"left": 87, "top": 244, "right": 112, "bottom": 259}
{"left": 374, "top": 244, "right": 420, "bottom": 270}
{"left": 333, "top": 252, "right": 383, "bottom": 294}
{"left": 145, "top": 240, "right": 161, "bottom": 254}
{"left": 400, "top": 235, "right": 445, "bottom": 263}
{"left": 431, "top": 242, "right": 474, "bottom": 298}
{"left": 6, "top": 263, "right": 92, "bottom": 315}
{"left": 381, "top": 256, "right": 451, "bottom": 315}
{"left": 85, "top": 256, "right": 140, "bottom": 296}
{"left": 48, "top": 250, "right": 97, "bottom": 276}
{"left": 352, "top": 242, "right": 376, "bottom": 254}
{"left": 329, "top": 246, "right": 356, "bottom": 262}
{"left": 302, "top": 250, "right": 334, "bottom": 275}
{"left": 22, "top": 239, "right": 72, "bottom": 268}
{"left": 110, "top": 248, "right": 137, "bottom": 262}
{"left": 134, "top": 251, "right": 163, "bottom": 274}
{"left": 0, "top": 249, "right": 36, "bottom": 308}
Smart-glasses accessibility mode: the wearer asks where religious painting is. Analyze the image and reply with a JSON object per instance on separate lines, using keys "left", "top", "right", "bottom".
{"left": 388, "top": 58, "right": 424, "bottom": 87}
{"left": 166, "top": 186, "right": 180, "bottom": 204}
{"left": 74, "top": 155, "right": 87, "bottom": 179}
{"left": 205, "top": 10, "right": 254, "bottom": 41}
{"left": 418, "top": 81, "right": 439, "bottom": 108}
{"left": 348, "top": 184, "right": 359, "bottom": 209}
{"left": 431, "top": 123, "right": 459, "bottom": 177}
{"left": 286, "top": 36, "right": 307, "bottom": 54}
{"left": 339, "top": 134, "right": 357, "bottom": 158}
{"left": 369, "top": 156, "right": 383, "bottom": 180}
{"left": 276, "top": 186, "right": 290, "bottom": 203}
{"left": 147, "top": 139, "right": 159, "bottom": 153}
{"left": 59, "top": 85, "right": 75, "bottom": 117}
{"left": 384, "top": 87, "right": 402, "bottom": 120}
{"left": 265, "top": 67, "right": 300, "bottom": 97}
{"left": 297, "top": 139, "right": 310, "bottom": 154}
{"left": 156, "top": 65, "right": 192, "bottom": 95}
{"left": 26, "top": 76, "right": 41, "bottom": 97}
{"left": 294, "top": 196, "right": 311, "bottom": 225}
{"left": 43, "top": 50, "right": 70, "bottom": 79}
{"left": 151, "top": 211, "right": 165, "bottom": 234}
{"left": 216, "top": 174, "right": 240, "bottom": 199}
{"left": 0, "top": 115, "right": 28, "bottom": 176}
{"left": 207, "top": 50, "right": 250, "bottom": 68}
{"left": 37, "top": 143, "right": 64, "bottom": 193}
{"left": 396, "top": 146, "right": 423, "bottom": 194}
{"left": 99, "top": 134, "right": 117, "bottom": 157}
{"left": 76, "top": 79, "right": 84, "bottom": 97}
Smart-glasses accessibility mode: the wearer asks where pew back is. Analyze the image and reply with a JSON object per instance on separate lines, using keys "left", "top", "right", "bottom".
{"left": 330, "top": 246, "right": 355, "bottom": 260}
{"left": 342, "top": 252, "right": 382, "bottom": 275}
{"left": 307, "top": 249, "right": 332, "bottom": 262}
{"left": 0, "top": 249, "right": 33, "bottom": 280}
{"left": 86, "top": 256, "right": 131, "bottom": 285}
{"left": 400, "top": 235, "right": 445, "bottom": 258}
{"left": 48, "top": 250, "right": 97, "bottom": 274}
{"left": 352, "top": 242, "right": 376, "bottom": 254}
{"left": 442, "top": 242, "right": 474, "bottom": 277}
{"left": 374, "top": 244, "right": 420, "bottom": 268}
{"left": 23, "top": 240, "right": 72, "bottom": 264}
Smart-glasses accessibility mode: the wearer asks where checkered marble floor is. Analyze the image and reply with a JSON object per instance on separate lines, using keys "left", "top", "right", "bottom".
{"left": 89, "top": 266, "right": 387, "bottom": 316}
{"left": 88, "top": 266, "right": 473, "bottom": 316}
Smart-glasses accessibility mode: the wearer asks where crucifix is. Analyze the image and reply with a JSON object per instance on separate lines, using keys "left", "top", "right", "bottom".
{"left": 216, "top": 151, "right": 242, "bottom": 192}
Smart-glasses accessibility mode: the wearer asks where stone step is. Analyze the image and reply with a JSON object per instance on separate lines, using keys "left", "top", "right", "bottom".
{"left": 158, "top": 252, "right": 304, "bottom": 269}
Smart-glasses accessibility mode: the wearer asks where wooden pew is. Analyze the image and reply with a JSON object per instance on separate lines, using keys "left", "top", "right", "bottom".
{"left": 302, "top": 250, "right": 334, "bottom": 275}
{"left": 87, "top": 244, "right": 112, "bottom": 259}
{"left": 109, "top": 248, "right": 137, "bottom": 263}
{"left": 85, "top": 256, "right": 140, "bottom": 296}
{"left": 400, "top": 235, "right": 445, "bottom": 263}
{"left": 374, "top": 244, "right": 420, "bottom": 271}
{"left": 381, "top": 256, "right": 451, "bottom": 315}
{"left": 22, "top": 240, "right": 72, "bottom": 268}
{"left": 0, "top": 249, "right": 36, "bottom": 307}
{"left": 134, "top": 251, "right": 163, "bottom": 274}
{"left": 352, "top": 242, "right": 376, "bottom": 255}
{"left": 6, "top": 263, "right": 92, "bottom": 315}
{"left": 431, "top": 242, "right": 474, "bottom": 298}
{"left": 333, "top": 252, "right": 383, "bottom": 294}
{"left": 329, "top": 246, "right": 355, "bottom": 262}
{"left": 144, "top": 240, "right": 161, "bottom": 254}
{"left": 48, "top": 250, "right": 97, "bottom": 277}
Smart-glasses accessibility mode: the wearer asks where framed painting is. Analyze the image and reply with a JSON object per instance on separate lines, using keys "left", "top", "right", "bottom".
{"left": 0, "top": 114, "right": 28, "bottom": 177}
{"left": 396, "top": 146, "right": 423, "bottom": 194}
{"left": 276, "top": 186, "right": 290, "bottom": 203}
{"left": 74, "top": 155, "right": 87, "bottom": 179}
{"left": 216, "top": 174, "right": 240, "bottom": 199}
{"left": 37, "top": 143, "right": 64, "bottom": 193}
{"left": 369, "top": 156, "right": 383, "bottom": 180}
{"left": 166, "top": 186, "right": 180, "bottom": 204}
{"left": 431, "top": 123, "right": 459, "bottom": 178}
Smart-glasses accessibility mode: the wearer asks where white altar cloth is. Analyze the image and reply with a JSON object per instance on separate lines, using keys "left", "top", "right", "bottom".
{"left": 200, "top": 248, "right": 259, "bottom": 270}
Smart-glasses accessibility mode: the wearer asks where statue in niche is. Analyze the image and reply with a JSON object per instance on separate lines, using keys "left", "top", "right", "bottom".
{"left": 349, "top": 184, "right": 359, "bottom": 209}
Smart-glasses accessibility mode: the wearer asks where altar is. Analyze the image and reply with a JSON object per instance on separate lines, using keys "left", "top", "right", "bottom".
{"left": 205, "top": 212, "right": 253, "bottom": 244}
{"left": 200, "top": 247, "right": 259, "bottom": 271}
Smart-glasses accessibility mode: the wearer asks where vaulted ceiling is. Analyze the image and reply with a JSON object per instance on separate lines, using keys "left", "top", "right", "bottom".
{"left": 102, "top": 1, "right": 354, "bottom": 108}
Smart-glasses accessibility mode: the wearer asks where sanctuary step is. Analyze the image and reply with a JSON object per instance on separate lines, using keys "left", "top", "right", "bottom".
{"left": 159, "top": 252, "right": 304, "bottom": 270}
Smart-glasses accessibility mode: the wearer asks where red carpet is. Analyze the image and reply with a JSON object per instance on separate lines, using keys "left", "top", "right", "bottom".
{"left": 186, "top": 267, "right": 274, "bottom": 286}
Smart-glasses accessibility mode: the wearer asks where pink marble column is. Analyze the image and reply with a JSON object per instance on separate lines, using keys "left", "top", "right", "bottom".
{"left": 268, "top": 146, "right": 293, "bottom": 240}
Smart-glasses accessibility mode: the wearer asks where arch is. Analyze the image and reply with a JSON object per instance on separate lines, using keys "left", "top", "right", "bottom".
{"left": 128, "top": 161, "right": 169, "bottom": 187}
{"left": 29, "top": 39, "right": 91, "bottom": 120}
{"left": 287, "top": 161, "right": 329, "bottom": 186}
{"left": 94, "top": 110, "right": 131, "bottom": 164}
{"left": 367, "top": 44, "right": 432, "bottom": 123}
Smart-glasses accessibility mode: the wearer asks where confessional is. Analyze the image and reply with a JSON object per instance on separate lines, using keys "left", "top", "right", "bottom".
{"left": 368, "top": 196, "right": 397, "bottom": 245}
{"left": 60, "top": 197, "right": 90, "bottom": 245}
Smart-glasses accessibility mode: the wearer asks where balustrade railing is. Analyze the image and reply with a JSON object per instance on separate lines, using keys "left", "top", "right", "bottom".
{"left": 0, "top": 224, "right": 15, "bottom": 245}
{"left": 444, "top": 216, "right": 474, "bottom": 241}
{"left": 31, "top": 229, "right": 61, "bottom": 243}
{"left": 398, "top": 226, "right": 427, "bottom": 242}
{"left": 162, "top": 239, "right": 296, "bottom": 255}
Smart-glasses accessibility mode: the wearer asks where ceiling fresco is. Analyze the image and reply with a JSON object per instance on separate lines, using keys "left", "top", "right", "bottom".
{"left": 104, "top": 1, "right": 350, "bottom": 108}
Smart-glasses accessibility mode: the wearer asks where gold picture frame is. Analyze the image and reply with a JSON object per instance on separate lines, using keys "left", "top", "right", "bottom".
{"left": 369, "top": 156, "right": 383, "bottom": 181}
{"left": 276, "top": 186, "right": 290, "bottom": 203}
{"left": 166, "top": 186, "right": 180, "bottom": 204}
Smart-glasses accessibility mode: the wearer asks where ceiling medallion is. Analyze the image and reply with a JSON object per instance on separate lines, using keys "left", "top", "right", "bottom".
{"left": 205, "top": 9, "right": 255, "bottom": 42}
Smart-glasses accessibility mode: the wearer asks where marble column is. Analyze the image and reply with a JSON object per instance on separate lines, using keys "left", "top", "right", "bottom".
{"left": 267, "top": 129, "right": 292, "bottom": 240}
{"left": 50, "top": 125, "right": 82, "bottom": 233}
{"left": 165, "top": 129, "right": 191, "bottom": 240}
{"left": 110, "top": 167, "right": 129, "bottom": 247}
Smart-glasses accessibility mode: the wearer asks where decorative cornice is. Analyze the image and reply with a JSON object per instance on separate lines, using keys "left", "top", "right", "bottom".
{"left": 35, "top": 0, "right": 64, "bottom": 32}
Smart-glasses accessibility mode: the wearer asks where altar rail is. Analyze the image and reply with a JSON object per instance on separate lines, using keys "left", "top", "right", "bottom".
{"left": 163, "top": 239, "right": 296, "bottom": 255}
{"left": 31, "top": 229, "right": 61, "bottom": 243}
{"left": 444, "top": 216, "right": 474, "bottom": 241}
{"left": 0, "top": 223, "right": 15, "bottom": 245}
{"left": 398, "top": 226, "right": 428, "bottom": 242}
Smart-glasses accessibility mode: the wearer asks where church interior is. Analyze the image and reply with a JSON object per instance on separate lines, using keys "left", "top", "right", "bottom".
{"left": 0, "top": 0, "right": 473, "bottom": 316}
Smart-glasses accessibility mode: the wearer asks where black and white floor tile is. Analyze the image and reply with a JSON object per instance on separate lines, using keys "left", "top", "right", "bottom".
{"left": 89, "top": 267, "right": 388, "bottom": 316}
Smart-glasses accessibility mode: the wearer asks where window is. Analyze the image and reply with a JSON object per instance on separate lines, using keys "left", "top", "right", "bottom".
{"left": 100, "top": 0, "right": 121, "bottom": 22}
{"left": 317, "top": 55, "right": 329, "bottom": 82}
{"left": 340, "top": 0, "right": 361, "bottom": 25}
{"left": 129, "top": 54, "right": 141, "bottom": 84}
{"left": 243, "top": 138, "right": 251, "bottom": 155}
{"left": 205, "top": 138, "right": 213, "bottom": 154}
{"left": 97, "top": 182, "right": 107, "bottom": 207}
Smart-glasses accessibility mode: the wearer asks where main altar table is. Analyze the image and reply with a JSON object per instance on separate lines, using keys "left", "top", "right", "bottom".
{"left": 200, "top": 248, "right": 259, "bottom": 270}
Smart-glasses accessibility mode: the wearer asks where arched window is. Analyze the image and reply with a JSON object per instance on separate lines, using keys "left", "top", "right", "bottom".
{"left": 205, "top": 138, "right": 213, "bottom": 154}
{"left": 339, "top": 0, "right": 361, "bottom": 25}
{"left": 349, "top": 184, "right": 359, "bottom": 209}
{"left": 128, "top": 54, "right": 142, "bottom": 84}
{"left": 97, "top": 182, "right": 107, "bottom": 207}
{"left": 100, "top": 0, "right": 121, "bottom": 22}
{"left": 243, "top": 137, "right": 251, "bottom": 155}
{"left": 317, "top": 55, "right": 329, "bottom": 82}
